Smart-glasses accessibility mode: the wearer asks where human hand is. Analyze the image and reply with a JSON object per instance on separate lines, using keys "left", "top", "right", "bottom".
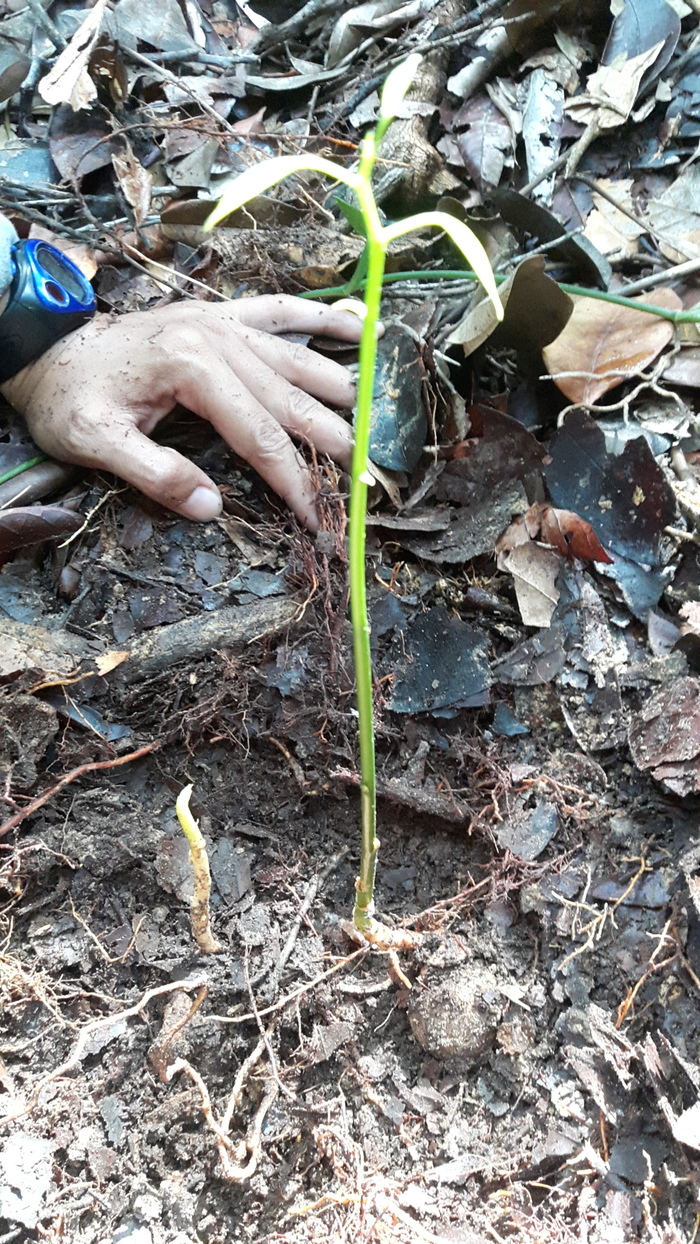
{"left": 0, "top": 297, "right": 365, "bottom": 529}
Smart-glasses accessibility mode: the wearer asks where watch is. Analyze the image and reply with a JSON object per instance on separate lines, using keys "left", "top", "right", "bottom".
{"left": 0, "top": 239, "right": 97, "bottom": 385}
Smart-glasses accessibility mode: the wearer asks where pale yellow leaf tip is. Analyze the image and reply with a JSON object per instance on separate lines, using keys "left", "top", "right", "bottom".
{"left": 380, "top": 53, "right": 422, "bottom": 120}
{"left": 332, "top": 298, "right": 367, "bottom": 319}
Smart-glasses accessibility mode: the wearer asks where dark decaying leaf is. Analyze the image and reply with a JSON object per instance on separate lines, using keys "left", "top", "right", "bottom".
{"left": 601, "top": 0, "right": 680, "bottom": 95}
{"left": 491, "top": 187, "right": 612, "bottom": 289}
{"left": 0, "top": 40, "right": 30, "bottom": 106}
{"left": 49, "top": 105, "right": 117, "bottom": 181}
{"left": 399, "top": 480, "right": 528, "bottom": 565}
{"left": 369, "top": 324, "right": 427, "bottom": 472}
{"left": 437, "top": 405, "right": 546, "bottom": 501}
{"left": 544, "top": 410, "right": 676, "bottom": 618}
{"left": 108, "top": 0, "right": 198, "bottom": 53}
{"left": 387, "top": 606, "right": 491, "bottom": 715}
{"left": 41, "top": 693, "right": 131, "bottom": 742}
{"left": 495, "top": 797, "right": 559, "bottom": 862}
{"left": 629, "top": 676, "right": 700, "bottom": 795}
{"left": 0, "top": 506, "right": 83, "bottom": 556}
{"left": 447, "top": 256, "right": 573, "bottom": 357}
{"left": 445, "top": 94, "right": 514, "bottom": 188}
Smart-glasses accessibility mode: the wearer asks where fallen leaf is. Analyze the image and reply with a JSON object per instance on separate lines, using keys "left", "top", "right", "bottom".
{"left": 109, "top": 0, "right": 198, "bottom": 53}
{"left": 326, "top": 0, "right": 421, "bottom": 69}
{"left": 537, "top": 505, "right": 613, "bottom": 563}
{"left": 521, "top": 68, "right": 564, "bottom": 202}
{"left": 566, "top": 42, "right": 664, "bottom": 130}
{"left": 111, "top": 142, "right": 152, "bottom": 227}
{"left": 497, "top": 503, "right": 613, "bottom": 564}
{"left": 444, "top": 93, "right": 514, "bottom": 188}
{"left": 542, "top": 289, "right": 681, "bottom": 406}
{"left": 95, "top": 650, "right": 130, "bottom": 676}
{"left": 498, "top": 542, "right": 561, "bottom": 628}
{"left": 492, "top": 187, "right": 611, "bottom": 288}
{"left": 583, "top": 179, "right": 645, "bottom": 257}
{"left": 0, "top": 507, "right": 83, "bottom": 557}
{"left": 629, "top": 676, "right": 700, "bottom": 795}
{"left": 387, "top": 606, "right": 491, "bottom": 714}
{"left": 544, "top": 409, "right": 677, "bottom": 618}
{"left": 38, "top": 0, "right": 109, "bottom": 111}
{"left": 600, "top": 0, "right": 681, "bottom": 96}
{"left": 49, "top": 106, "right": 117, "bottom": 182}
{"left": 447, "top": 255, "right": 573, "bottom": 357}
{"left": 644, "top": 165, "right": 700, "bottom": 264}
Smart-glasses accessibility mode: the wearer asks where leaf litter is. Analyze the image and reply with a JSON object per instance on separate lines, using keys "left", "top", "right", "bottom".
{"left": 3, "top": 0, "right": 700, "bottom": 1241}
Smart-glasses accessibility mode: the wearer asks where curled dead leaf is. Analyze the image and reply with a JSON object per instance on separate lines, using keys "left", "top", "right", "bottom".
{"left": 497, "top": 503, "right": 613, "bottom": 564}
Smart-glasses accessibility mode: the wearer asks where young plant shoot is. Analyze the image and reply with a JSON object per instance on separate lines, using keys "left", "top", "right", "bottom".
{"left": 176, "top": 784, "right": 221, "bottom": 954}
{"left": 205, "top": 56, "right": 503, "bottom": 938}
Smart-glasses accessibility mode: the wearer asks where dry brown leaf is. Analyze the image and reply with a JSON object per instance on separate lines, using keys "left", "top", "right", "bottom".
{"left": 536, "top": 504, "right": 613, "bottom": 563}
{"left": 542, "top": 289, "right": 681, "bottom": 405}
{"left": 111, "top": 142, "right": 153, "bottom": 227}
{"left": 498, "top": 542, "right": 561, "bottom": 628}
{"left": 497, "top": 503, "right": 612, "bottom": 564}
{"left": 583, "top": 179, "right": 645, "bottom": 257}
{"left": 644, "top": 165, "right": 700, "bottom": 264}
{"left": 38, "top": 0, "right": 109, "bottom": 111}
{"left": 95, "top": 650, "right": 130, "bottom": 676}
{"left": 566, "top": 42, "right": 663, "bottom": 129}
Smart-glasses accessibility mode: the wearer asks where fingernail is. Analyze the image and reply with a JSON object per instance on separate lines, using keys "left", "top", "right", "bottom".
{"left": 182, "top": 485, "right": 222, "bottom": 520}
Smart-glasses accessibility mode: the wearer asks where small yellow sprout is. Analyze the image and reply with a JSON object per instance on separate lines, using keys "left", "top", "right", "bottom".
{"left": 175, "top": 785, "right": 221, "bottom": 955}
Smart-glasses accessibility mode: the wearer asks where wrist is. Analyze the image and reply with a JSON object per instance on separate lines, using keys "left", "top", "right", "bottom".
{"left": 0, "top": 240, "right": 96, "bottom": 387}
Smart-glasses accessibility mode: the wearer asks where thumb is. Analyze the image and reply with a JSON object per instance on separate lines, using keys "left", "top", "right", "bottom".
{"left": 92, "top": 426, "right": 223, "bottom": 521}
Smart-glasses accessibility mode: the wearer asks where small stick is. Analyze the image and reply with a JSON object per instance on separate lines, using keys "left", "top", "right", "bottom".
{"left": 175, "top": 785, "right": 221, "bottom": 954}
{"left": 0, "top": 741, "right": 161, "bottom": 839}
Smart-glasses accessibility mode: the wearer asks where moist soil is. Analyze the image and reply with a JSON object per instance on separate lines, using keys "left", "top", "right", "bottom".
{"left": 0, "top": 454, "right": 698, "bottom": 1244}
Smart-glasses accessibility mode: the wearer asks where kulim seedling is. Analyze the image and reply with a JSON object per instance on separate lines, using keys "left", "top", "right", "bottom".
{"left": 204, "top": 56, "right": 503, "bottom": 938}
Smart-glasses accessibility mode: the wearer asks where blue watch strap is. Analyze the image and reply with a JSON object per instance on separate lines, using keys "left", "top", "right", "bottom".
{"left": 0, "top": 239, "right": 96, "bottom": 385}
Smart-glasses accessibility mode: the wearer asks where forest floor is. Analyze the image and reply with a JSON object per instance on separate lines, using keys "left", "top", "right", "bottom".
{"left": 2, "top": 0, "right": 700, "bottom": 1240}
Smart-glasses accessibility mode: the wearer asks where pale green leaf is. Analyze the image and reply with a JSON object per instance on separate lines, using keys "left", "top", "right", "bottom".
{"left": 381, "top": 211, "right": 503, "bottom": 318}
{"left": 379, "top": 53, "right": 422, "bottom": 121}
{"left": 204, "top": 156, "right": 362, "bottom": 231}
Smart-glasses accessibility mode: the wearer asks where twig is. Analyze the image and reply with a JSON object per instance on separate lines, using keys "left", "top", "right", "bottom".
{"left": 0, "top": 741, "right": 162, "bottom": 839}
{"left": 615, "top": 255, "right": 700, "bottom": 296}
{"left": 244, "top": 948, "right": 292, "bottom": 1100}
{"left": 120, "top": 47, "right": 239, "bottom": 136}
{"left": 25, "top": 0, "right": 67, "bottom": 50}
{"left": 616, "top": 920, "right": 681, "bottom": 1025}
{"left": 255, "top": 0, "right": 339, "bottom": 52}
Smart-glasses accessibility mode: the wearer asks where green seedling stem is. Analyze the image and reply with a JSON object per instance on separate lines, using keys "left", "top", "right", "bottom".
{"left": 204, "top": 55, "right": 502, "bottom": 935}
{"left": 0, "top": 454, "right": 48, "bottom": 488}
{"left": 301, "top": 269, "right": 700, "bottom": 326}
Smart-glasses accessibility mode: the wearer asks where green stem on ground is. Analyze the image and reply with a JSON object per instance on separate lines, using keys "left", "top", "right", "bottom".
{"left": 0, "top": 454, "right": 48, "bottom": 487}
{"left": 300, "top": 267, "right": 700, "bottom": 324}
